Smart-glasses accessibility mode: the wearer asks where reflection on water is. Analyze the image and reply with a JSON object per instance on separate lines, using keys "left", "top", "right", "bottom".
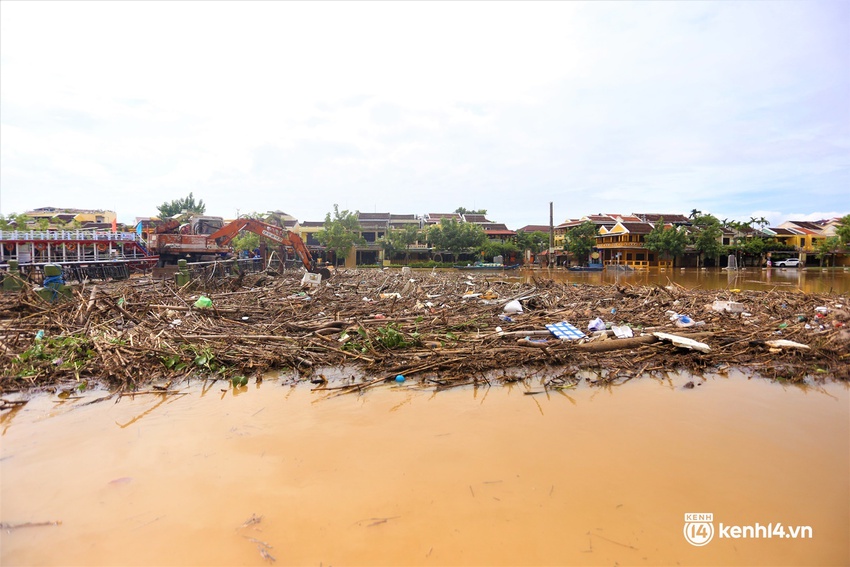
{"left": 506, "top": 267, "right": 850, "bottom": 294}
{"left": 1, "top": 373, "right": 848, "bottom": 566}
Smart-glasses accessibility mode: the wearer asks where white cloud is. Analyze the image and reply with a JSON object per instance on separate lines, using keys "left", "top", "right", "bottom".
{"left": 1, "top": 1, "right": 847, "bottom": 227}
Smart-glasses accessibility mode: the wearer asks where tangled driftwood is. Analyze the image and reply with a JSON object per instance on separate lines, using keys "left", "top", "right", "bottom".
{"left": 1, "top": 268, "right": 848, "bottom": 396}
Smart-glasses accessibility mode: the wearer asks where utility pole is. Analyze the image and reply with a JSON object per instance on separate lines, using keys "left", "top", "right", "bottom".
{"left": 549, "top": 201, "right": 555, "bottom": 248}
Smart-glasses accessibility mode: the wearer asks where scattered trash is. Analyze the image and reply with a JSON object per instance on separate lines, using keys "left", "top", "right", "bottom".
{"left": 764, "top": 339, "right": 810, "bottom": 350}
{"left": 193, "top": 296, "right": 212, "bottom": 309}
{"left": 711, "top": 300, "right": 745, "bottom": 313}
{"left": 300, "top": 272, "right": 322, "bottom": 288}
{"left": 588, "top": 317, "right": 606, "bottom": 332}
{"left": 503, "top": 300, "right": 523, "bottom": 314}
{"left": 34, "top": 330, "right": 44, "bottom": 341}
{"left": 1, "top": 269, "right": 845, "bottom": 393}
{"left": 653, "top": 332, "right": 711, "bottom": 353}
{"left": 395, "top": 374, "right": 405, "bottom": 382}
{"left": 611, "top": 325, "right": 634, "bottom": 339}
{"left": 546, "top": 322, "right": 587, "bottom": 340}
{"left": 379, "top": 293, "right": 402, "bottom": 300}
{"left": 674, "top": 314, "right": 695, "bottom": 328}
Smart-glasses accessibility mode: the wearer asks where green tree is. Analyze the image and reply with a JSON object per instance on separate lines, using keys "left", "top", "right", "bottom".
{"left": 690, "top": 214, "right": 724, "bottom": 268}
{"left": 157, "top": 192, "right": 206, "bottom": 218}
{"left": 316, "top": 205, "right": 365, "bottom": 265}
{"left": 742, "top": 235, "right": 766, "bottom": 264}
{"left": 454, "top": 207, "right": 487, "bottom": 216}
{"left": 644, "top": 219, "right": 687, "bottom": 265}
{"left": 380, "top": 225, "right": 421, "bottom": 263}
{"left": 814, "top": 236, "right": 841, "bottom": 267}
{"left": 0, "top": 213, "right": 31, "bottom": 231}
{"left": 482, "top": 239, "right": 520, "bottom": 262}
{"left": 564, "top": 221, "right": 598, "bottom": 265}
{"left": 836, "top": 214, "right": 850, "bottom": 246}
{"left": 228, "top": 212, "right": 262, "bottom": 256}
{"left": 427, "top": 218, "right": 486, "bottom": 262}
{"left": 515, "top": 230, "right": 549, "bottom": 256}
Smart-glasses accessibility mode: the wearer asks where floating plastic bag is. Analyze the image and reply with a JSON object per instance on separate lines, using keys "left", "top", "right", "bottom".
{"left": 193, "top": 296, "right": 212, "bottom": 309}
{"left": 503, "top": 300, "right": 523, "bottom": 314}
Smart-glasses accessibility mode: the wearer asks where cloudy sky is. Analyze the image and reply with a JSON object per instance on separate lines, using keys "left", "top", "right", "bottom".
{"left": 1, "top": 1, "right": 847, "bottom": 229}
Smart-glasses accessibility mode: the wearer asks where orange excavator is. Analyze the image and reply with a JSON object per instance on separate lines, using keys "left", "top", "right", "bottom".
{"left": 207, "top": 218, "right": 332, "bottom": 280}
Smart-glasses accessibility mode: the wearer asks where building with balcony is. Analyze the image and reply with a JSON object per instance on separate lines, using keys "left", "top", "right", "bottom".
{"left": 24, "top": 207, "right": 117, "bottom": 229}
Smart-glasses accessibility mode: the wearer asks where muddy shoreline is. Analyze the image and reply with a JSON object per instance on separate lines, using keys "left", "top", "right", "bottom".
{"left": 1, "top": 268, "right": 848, "bottom": 396}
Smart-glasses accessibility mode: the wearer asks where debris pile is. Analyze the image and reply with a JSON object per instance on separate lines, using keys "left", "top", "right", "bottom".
{"left": 1, "top": 269, "right": 848, "bottom": 394}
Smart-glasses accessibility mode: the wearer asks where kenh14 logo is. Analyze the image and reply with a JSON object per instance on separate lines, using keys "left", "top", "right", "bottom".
{"left": 684, "top": 512, "right": 813, "bottom": 546}
{"left": 684, "top": 513, "right": 714, "bottom": 546}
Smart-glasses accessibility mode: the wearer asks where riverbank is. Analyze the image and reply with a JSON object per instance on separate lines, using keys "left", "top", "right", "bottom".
{"left": 1, "top": 268, "right": 848, "bottom": 396}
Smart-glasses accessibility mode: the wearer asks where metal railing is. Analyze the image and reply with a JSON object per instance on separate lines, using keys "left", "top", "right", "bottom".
{"left": 0, "top": 229, "right": 145, "bottom": 242}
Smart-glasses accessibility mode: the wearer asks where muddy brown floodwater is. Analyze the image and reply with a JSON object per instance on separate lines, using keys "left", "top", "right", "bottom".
{"left": 517, "top": 267, "right": 850, "bottom": 294}
{"left": 2, "top": 371, "right": 848, "bottom": 566}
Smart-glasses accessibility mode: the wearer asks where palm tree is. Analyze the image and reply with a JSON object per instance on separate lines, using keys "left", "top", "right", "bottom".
{"left": 689, "top": 209, "right": 702, "bottom": 220}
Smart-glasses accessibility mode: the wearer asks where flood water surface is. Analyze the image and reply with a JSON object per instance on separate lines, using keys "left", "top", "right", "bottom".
{"left": 1, "top": 374, "right": 848, "bottom": 566}
{"left": 515, "top": 267, "right": 850, "bottom": 294}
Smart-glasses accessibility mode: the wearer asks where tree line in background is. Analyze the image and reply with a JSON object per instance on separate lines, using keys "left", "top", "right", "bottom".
{"left": 3, "top": 196, "right": 850, "bottom": 267}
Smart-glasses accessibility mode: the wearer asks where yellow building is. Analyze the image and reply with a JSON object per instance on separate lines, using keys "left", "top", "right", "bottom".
{"left": 25, "top": 207, "right": 117, "bottom": 226}
{"left": 595, "top": 221, "right": 671, "bottom": 268}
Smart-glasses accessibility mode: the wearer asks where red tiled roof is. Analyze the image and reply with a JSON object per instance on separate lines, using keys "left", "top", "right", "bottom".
{"left": 517, "top": 225, "right": 551, "bottom": 233}
{"left": 771, "top": 228, "right": 800, "bottom": 236}
{"left": 785, "top": 221, "right": 825, "bottom": 234}
{"left": 600, "top": 222, "right": 656, "bottom": 234}
{"left": 634, "top": 213, "right": 690, "bottom": 223}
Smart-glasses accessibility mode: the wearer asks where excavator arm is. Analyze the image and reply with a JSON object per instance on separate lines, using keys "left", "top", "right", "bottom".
{"left": 207, "top": 219, "right": 331, "bottom": 279}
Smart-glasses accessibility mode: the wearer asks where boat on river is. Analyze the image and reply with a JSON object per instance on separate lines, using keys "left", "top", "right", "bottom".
{"left": 568, "top": 264, "right": 604, "bottom": 272}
